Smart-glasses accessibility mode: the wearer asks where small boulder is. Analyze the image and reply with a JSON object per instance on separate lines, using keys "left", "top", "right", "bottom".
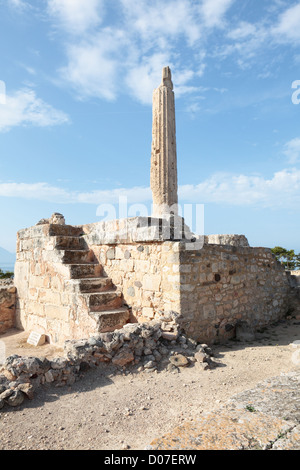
{"left": 6, "top": 389, "right": 25, "bottom": 407}
{"left": 112, "top": 347, "right": 134, "bottom": 367}
{"left": 169, "top": 354, "right": 189, "bottom": 367}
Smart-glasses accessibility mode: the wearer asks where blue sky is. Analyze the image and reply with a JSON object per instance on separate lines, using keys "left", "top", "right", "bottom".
{"left": 0, "top": 0, "right": 300, "bottom": 254}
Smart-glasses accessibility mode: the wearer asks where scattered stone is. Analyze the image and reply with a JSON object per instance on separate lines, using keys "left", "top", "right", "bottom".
{"left": 6, "top": 390, "right": 24, "bottom": 407}
{"left": 16, "top": 383, "right": 34, "bottom": 400}
{"left": 112, "top": 348, "right": 134, "bottom": 367}
{"left": 169, "top": 354, "right": 189, "bottom": 368}
{"left": 186, "top": 338, "right": 197, "bottom": 349}
{"left": 0, "top": 388, "right": 13, "bottom": 401}
{"left": 44, "top": 370, "right": 55, "bottom": 383}
{"left": 144, "top": 361, "right": 156, "bottom": 369}
{"left": 166, "top": 363, "right": 177, "bottom": 373}
{"left": 194, "top": 351, "right": 208, "bottom": 363}
{"left": 0, "top": 317, "right": 216, "bottom": 411}
{"left": 161, "top": 331, "right": 178, "bottom": 341}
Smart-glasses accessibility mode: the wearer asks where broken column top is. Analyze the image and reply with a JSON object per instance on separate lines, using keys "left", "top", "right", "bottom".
{"left": 161, "top": 66, "right": 173, "bottom": 89}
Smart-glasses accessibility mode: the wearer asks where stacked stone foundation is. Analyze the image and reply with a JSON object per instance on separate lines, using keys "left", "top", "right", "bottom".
{"left": 13, "top": 218, "right": 291, "bottom": 345}
{"left": 81, "top": 218, "right": 291, "bottom": 344}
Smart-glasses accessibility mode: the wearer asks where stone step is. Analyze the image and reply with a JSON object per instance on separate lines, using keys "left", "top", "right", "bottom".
{"left": 78, "top": 277, "right": 113, "bottom": 293}
{"left": 49, "top": 224, "right": 83, "bottom": 237}
{"left": 85, "top": 291, "right": 124, "bottom": 312}
{"left": 61, "top": 249, "right": 95, "bottom": 264}
{"left": 54, "top": 236, "right": 87, "bottom": 251}
{"left": 69, "top": 263, "right": 103, "bottom": 279}
{"left": 89, "top": 308, "right": 130, "bottom": 332}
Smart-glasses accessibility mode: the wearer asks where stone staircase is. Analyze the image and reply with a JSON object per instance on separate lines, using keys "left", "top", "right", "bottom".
{"left": 49, "top": 224, "right": 131, "bottom": 333}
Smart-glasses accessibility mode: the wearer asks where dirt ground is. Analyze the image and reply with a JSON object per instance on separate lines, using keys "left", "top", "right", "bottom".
{"left": 0, "top": 318, "right": 300, "bottom": 450}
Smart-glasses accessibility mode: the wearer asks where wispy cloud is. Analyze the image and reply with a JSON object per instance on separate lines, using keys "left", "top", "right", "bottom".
{"left": 0, "top": 88, "right": 70, "bottom": 132}
{"left": 7, "top": 0, "right": 28, "bottom": 11}
{"left": 283, "top": 137, "right": 300, "bottom": 164}
{"left": 179, "top": 169, "right": 300, "bottom": 209}
{"left": 1, "top": 168, "right": 299, "bottom": 210}
{"left": 200, "top": 0, "right": 235, "bottom": 28}
{"left": 46, "top": 0, "right": 233, "bottom": 105}
{"left": 7, "top": 1, "right": 300, "bottom": 109}
{"left": 58, "top": 30, "right": 128, "bottom": 101}
{"left": 47, "top": 0, "right": 104, "bottom": 35}
{"left": 272, "top": 3, "right": 300, "bottom": 44}
{"left": 120, "top": 0, "right": 202, "bottom": 46}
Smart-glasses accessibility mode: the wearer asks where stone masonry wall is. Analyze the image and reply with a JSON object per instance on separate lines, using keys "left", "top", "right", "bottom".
{"left": 0, "top": 282, "right": 16, "bottom": 334}
{"left": 14, "top": 217, "right": 291, "bottom": 346}
{"left": 81, "top": 220, "right": 291, "bottom": 344}
{"left": 14, "top": 224, "right": 105, "bottom": 344}
{"left": 177, "top": 243, "right": 290, "bottom": 343}
{"left": 85, "top": 241, "right": 180, "bottom": 323}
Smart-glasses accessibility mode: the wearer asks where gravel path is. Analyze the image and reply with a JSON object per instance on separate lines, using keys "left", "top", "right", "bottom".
{"left": 0, "top": 319, "right": 300, "bottom": 450}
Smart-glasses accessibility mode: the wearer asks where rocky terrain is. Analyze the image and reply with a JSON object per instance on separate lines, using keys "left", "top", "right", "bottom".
{"left": 0, "top": 317, "right": 300, "bottom": 450}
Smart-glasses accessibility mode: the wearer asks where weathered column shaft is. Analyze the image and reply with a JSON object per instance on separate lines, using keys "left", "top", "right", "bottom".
{"left": 151, "top": 67, "right": 178, "bottom": 216}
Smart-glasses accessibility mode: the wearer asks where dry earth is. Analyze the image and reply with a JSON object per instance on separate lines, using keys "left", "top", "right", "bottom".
{"left": 0, "top": 319, "right": 300, "bottom": 450}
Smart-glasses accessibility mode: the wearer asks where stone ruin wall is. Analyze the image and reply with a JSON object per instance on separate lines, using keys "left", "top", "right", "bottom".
{"left": 82, "top": 221, "right": 291, "bottom": 344}
{"left": 14, "top": 224, "right": 103, "bottom": 344}
{"left": 12, "top": 218, "right": 292, "bottom": 346}
{"left": 0, "top": 281, "right": 16, "bottom": 334}
{"left": 83, "top": 240, "right": 181, "bottom": 322}
{"left": 177, "top": 243, "right": 290, "bottom": 343}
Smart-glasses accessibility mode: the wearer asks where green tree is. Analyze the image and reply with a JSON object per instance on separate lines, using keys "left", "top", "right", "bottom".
{"left": 0, "top": 268, "right": 14, "bottom": 279}
{"left": 271, "top": 247, "right": 299, "bottom": 271}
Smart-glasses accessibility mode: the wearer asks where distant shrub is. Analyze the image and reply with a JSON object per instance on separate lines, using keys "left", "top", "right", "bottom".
{"left": 271, "top": 247, "right": 300, "bottom": 271}
{"left": 0, "top": 268, "right": 14, "bottom": 279}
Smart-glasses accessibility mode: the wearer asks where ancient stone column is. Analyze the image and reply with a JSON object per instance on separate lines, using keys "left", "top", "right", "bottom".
{"left": 151, "top": 66, "right": 178, "bottom": 217}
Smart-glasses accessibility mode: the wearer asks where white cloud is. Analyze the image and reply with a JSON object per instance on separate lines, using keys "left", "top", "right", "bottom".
{"left": 179, "top": 169, "right": 300, "bottom": 209}
{"left": 120, "top": 0, "right": 201, "bottom": 46}
{"left": 0, "top": 182, "right": 151, "bottom": 205}
{"left": 200, "top": 0, "right": 235, "bottom": 28}
{"left": 283, "top": 138, "right": 300, "bottom": 164}
{"left": 272, "top": 3, "right": 300, "bottom": 43}
{"left": 215, "top": 20, "right": 270, "bottom": 68}
{"left": 0, "top": 182, "right": 73, "bottom": 202}
{"left": 7, "top": 0, "right": 27, "bottom": 10}
{"left": 0, "top": 88, "right": 69, "bottom": 132}
{"left": 48, "top": 0, "right": 212, "bottom": 105}
{"left": 59, "top": 28, "right": 133, "bottom": 101}
{"left": 47, "top": 0, "right": 104, "bottom": 35}
{"left": 1, "top": 168, "right": 300, "bottom": 211}
{"left": 227, "top": 21, "right": 259, "bottom": 41}
{"left": 125, "top": 53, "right": 172, "bottom": 105}
{"left": 125, "top": 57, "right": 206, "bottom": 105}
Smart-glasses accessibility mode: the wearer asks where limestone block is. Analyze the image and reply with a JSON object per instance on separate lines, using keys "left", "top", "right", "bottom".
{"left": 44, "top": 304, "right": 69, "bottom": 322}
{"left": 142, "top": 307, "right": 155, "bottom": 319}
{"left": 38, "top": 289, "right": 61, "bottom": 305}
{"left": 143, "top": 274, "right": 161, "bottom": 292}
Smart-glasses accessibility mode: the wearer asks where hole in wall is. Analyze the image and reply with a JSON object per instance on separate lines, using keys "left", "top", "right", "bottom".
{"left": 214, "top": 274, "right": 221, "bottom": 282}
